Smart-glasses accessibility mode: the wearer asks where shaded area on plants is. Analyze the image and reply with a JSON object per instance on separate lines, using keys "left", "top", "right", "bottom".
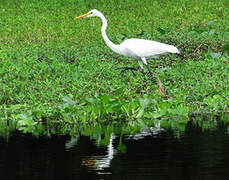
{"left": 1, "top": 116, "right": 229, "bottom": 180}
{"left": 0, "top": 110, "right": 228, "bottom": 139}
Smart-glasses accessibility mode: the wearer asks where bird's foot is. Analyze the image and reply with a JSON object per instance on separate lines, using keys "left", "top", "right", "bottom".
{"left": 148, "top": 71, "right": 153, "bottom": 77}
{"left": 117, "top": 67, "right": 138, "bottom": 75}
{"left": 140, "top": 69, "right": 153, "bottom": 77}
{"left": 145, "top": 66, "right": 153, "bottom": 77}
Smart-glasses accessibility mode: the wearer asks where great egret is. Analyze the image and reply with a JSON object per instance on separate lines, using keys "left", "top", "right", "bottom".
{"left": 75, "top": 9, "right": 180, "bottom": 76}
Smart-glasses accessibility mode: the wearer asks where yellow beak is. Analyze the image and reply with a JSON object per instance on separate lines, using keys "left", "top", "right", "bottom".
{"left": 74, "top": 12, "right": 92, "bottom": 20}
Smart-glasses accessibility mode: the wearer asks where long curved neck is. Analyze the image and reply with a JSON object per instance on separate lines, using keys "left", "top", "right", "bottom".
{"left": 99, "top": 14, "right": 120, "bottom": 54}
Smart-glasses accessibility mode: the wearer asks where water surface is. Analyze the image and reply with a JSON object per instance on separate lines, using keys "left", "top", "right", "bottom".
{"left": 0, "top": 122, "right": 229, "bottom": 180}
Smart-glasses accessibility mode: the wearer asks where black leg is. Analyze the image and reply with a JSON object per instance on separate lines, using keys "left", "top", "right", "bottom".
{"left": 140, "top": 58, "right": 153, "bottom": 77}
{"left": 140, "top": 69, "right": 146, "bottom": 76}
{"left": 145, "top": 65, "right": 153, "bottom": 77}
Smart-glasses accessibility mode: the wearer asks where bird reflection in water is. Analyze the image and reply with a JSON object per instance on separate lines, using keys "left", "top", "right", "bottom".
{"left": 65, "top": 123, "right": 164, "bottom": 173}
{"left": 81, "top": 133, "right": 116, "bottom": 171}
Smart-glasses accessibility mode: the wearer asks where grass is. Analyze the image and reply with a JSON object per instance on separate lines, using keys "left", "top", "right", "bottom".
{"left": 0, "top": 0, "right": 229, "bottom": 136}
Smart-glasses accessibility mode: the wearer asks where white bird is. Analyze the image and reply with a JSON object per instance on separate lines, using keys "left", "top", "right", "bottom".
{"left": 75, "top": 9, "right": 180, "bottom": 76}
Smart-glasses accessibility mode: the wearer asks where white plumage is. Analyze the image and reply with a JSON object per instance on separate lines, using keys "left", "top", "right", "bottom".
{"left": 75, "top": 9, "right": 180, "bottom": 76}
{"left": 119, "top": 38, "right": 180, "bottom": 58}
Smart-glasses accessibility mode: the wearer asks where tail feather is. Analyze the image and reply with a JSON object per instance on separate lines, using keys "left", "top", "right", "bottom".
{"left": 168, "top": 45, "right": 180, "bottom": 54}
{"left": 173, "top": 47, "right": 180, "bottom": 54}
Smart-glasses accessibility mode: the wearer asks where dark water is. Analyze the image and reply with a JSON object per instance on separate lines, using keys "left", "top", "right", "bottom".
{"left": 1, "top": 122, "right": 229, "bottom": 180}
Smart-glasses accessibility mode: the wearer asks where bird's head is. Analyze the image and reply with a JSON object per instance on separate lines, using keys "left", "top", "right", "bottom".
{"left": 74, "top": 9, "right": 102, "bottom": 20}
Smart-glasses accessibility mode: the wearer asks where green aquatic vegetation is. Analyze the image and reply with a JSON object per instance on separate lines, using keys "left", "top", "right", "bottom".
{"left": 58, "top": 93, "right": 189, "bottom": 122}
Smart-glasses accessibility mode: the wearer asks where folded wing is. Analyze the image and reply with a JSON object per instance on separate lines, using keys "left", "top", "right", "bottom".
{"left": 121, "top": 38, "right": 180, "bottom": 59}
